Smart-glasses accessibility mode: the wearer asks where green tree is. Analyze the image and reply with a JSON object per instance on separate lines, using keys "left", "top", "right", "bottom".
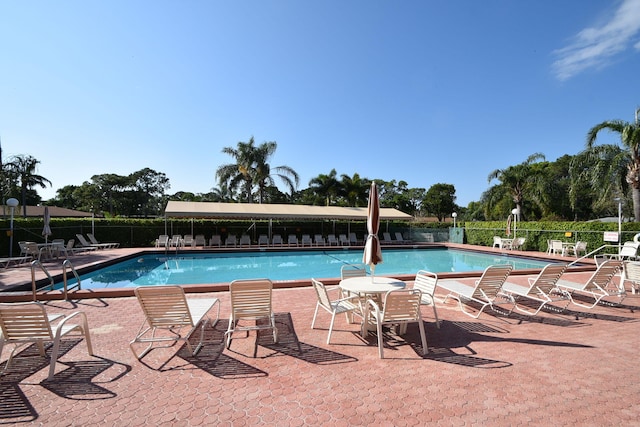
{"left": 252, "top": 141, "right": 299, "bottom": 203}
{"left": 7, "top": 155, "right": 52, "bottom": 217}
{"left": 339, "top": 173, "right": 369, "bottom": 207}
{"left": 422, "top": 183, "right": 457, "bottom": 221}
{"left": 586, "top": 108, "right": 640, "bottom": 221}
{"left": 487, "top": 153, "right": 545, "bottom": 220}
{"left": 308, "top": 169, "right": 341, "bottom": 206}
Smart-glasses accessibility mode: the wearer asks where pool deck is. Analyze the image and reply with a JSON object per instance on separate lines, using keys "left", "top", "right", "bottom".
{"left": 1, "top": 245, "right": 639, "bottom": 425}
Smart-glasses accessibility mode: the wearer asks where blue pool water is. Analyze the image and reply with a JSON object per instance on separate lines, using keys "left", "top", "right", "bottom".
{"left": 62, "top": 248, "right": 551, "bottom": 290}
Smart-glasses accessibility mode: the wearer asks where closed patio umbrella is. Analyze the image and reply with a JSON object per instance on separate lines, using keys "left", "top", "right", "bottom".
{"left": 42, "top": 206, "right": 52, "bottom": 243}
{"left": 362, "top": 182, "right": 382, "bottom": 278}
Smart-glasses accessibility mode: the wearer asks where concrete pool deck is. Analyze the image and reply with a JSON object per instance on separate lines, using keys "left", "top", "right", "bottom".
{"left": 1, "top": 245, "right": 638, "bottom": 425}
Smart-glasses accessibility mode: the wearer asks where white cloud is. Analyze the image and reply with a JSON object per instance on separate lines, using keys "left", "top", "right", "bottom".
{"left": 552, "top": 0, "right": 640, "bottom": 80}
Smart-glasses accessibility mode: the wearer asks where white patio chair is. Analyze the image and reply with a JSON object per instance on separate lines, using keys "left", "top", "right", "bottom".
{"left": 367, "top": 289, "right": 428, "bottom": 358}
{"left": 501, "top": 263, "right": 570, "bottom": 315}
{"left": 556, "top": 259, "right": 625, "bottom": 308}
{"left": 412, "top": 270, "right": 440, "bottom": 328}
{"left": 0, "top": 302, "right": 94, "bottom": 380}
{"left": 311, "top": 279, "right": 360, "bottom": 344}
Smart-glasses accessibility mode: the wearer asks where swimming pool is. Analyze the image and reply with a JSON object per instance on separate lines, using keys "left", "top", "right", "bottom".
{"left": 61, "top": 248, "right": 551, "bottom": 290}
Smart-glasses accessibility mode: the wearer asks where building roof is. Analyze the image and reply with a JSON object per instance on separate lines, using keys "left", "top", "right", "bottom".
{"left": 164, "top": 201, "right": 413, "bottom": 221}
{"left": 2, "top": 205, "right": 94, "bottom": 218}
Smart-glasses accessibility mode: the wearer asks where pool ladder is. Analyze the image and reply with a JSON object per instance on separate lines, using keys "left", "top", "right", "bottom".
{"left": 30, "top": 259, "right": 81, "bottom": 301}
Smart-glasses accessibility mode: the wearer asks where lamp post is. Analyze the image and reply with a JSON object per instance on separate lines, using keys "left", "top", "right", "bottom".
{"left": 7, "top": 198, "right": 19, "bottom": 257}
{"left": 614, "top": 197, "right": 622, "bottom": 249}
{"left": 511, "top": 208, "right": 519, "bottom": 239}
{"left": 452, "top": 212, "right": 457, "bottom": 229}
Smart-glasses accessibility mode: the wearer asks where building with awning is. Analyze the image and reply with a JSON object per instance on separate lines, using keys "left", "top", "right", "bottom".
{"left": 164, "top": 201, "right": 413, "bottom": 221}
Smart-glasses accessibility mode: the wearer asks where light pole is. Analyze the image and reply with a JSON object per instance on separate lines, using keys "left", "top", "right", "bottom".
{"left": 511, "top": 208, "right": 519, "bottom": 239}
{"left": 7, "top": 198, "right": 18, "bottom": 257}
{"left": 452, "top": 212, "right": 457, "bottom": 228}
{"left": 614, "top": 197, "right": 622, "bottom": 249}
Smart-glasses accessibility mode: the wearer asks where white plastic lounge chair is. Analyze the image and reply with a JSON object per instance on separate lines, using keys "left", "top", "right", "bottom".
{"left": 76, "top": 234, "right": 112, "bottom": 250}
{"left": 595, "top": 242, "right": 639, "bottom": 265}
{"left": 393, "top": 232, "right": 406, "bottom": 244}
{"left": 556, "top": 259, "right": 625, "bottom": 308}
{"left": 170, "top": 235, "right": 183, "bottom": 248}
{"left": 0, "top": 302, "right": 94, "bottom": 380}
{"left": 382, "top": 232, "right": 393, "bottom": 245}
{"left": 225, "top": 235, "right": 237, "bottom": 247}
{"left": 258, "top": 234, "right": 270, "bottom": 247}
{"left": 549, "top": 240, "right": 564, "bottom": 255}
{"left": 314, "top": 234, "right": 326, "bottom": 246}
{"left": 271, "top": 234, "right": 283, "bottom": 246}
{"left": 326, "top": 234, "right": 338, "bottom": 246}
{"left": 367, "top": 289, "right": 428, "bottom": 358}
{"left": 239, "top": 235, "right": 251, "bottom": 247}
{"left": 224, "top": 279, "right": 277, "bottom": 353}
{"left": 622, "top": 261, "right": 640, "bottom": 294}
{"left": 510, "top": 237, "right": 526, "bottom": 251}
{"left": 130, "top": 286, "right": 220, "bottom": 359}
{"left": 349, "top": 233, "right": 358, "bottom": 245}
{"left": 87, "top": 233, "right": 119, "bottom": 248}
{"left": 565, "top": 241, "right": 587, "bottom": 258}
{"left": 501, "top": 264, "right": 570, "bottom": 315}
{"left": 437, "top": 265, "right": 514, "bottom": 318}
{"left": 339, "top": 234, "right": 350, "bottom": 246}
{"left": 340, "top": 263, "right": 368, "bottom": 280}
{"left": 311, "top": 279, "right": 360, "bottom": 344}
{"left": 182, "top": 234, "right": 194, "bottom": 247}
{"left": 413, "top": 270, "right": 440, "bottom": 328}
{"left": 194, "top": 234, "right": 206, "bottom": 247}
{"left": 65, "top": 238, "right": 96, "bottom": 254}
{"left": 301, "top": 234, "right": 313, "bottom": 247}
{"left": 156, "top": 234, "right": 169, "bottom": 248}
{"left": 209, "top": 235, "right": 221, "bottom": 247}
{"left": 287, "top": 234, "right": 299, "bottom": 246}
{"left": 492, "top": 236, "right": 503, "bottom": 248}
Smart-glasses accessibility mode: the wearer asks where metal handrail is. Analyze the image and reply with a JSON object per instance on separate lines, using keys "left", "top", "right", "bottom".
{"left": 30, "top": 260, "right": 55, "bottom": 301}
{"left": 567, "top": 244, "right": 629, "bottom": 266}
{"left": 62, "top": 259, "right": 82, "bottom": 300}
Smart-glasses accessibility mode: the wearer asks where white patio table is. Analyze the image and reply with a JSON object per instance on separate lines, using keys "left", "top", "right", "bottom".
{"left": 339, "top": 276, "right": 406, "bottom": 337}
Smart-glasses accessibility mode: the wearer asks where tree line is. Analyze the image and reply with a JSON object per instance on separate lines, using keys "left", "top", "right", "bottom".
{"left": 3, "top": 107, "right": 640, "bottom": 221}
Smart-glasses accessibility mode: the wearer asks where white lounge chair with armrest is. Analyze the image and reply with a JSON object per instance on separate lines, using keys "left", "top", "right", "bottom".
{"left": 301, "top": 234, "right": 313, "bottom": 247}
{"left": 209, "top": 234, "right": 221, "bottom": 247}
{"left": 87, "top": 233, "right": 120, "bottom": 249}
{"left": 622, "top": 260, "right": 640, "bottom": 294}
{"left": 367, "top": 289, "right": 428, "bottom": 358}
{"left": 194, "top": 234, "right": 206, "bottom": 247}
{"left": 349, "top": 232, "right": 359, "bottom": 246}
{"left": 182, "top": 234, "right": 194, "bottom": 247}
{"left": 225, "top": 235, "right": 238, "bottom": 247}
{"left": 382, "top": 232, "right": 393, "bottom": 245}
{"left": 224, "top": 279, "right": 278, "bottom": 353}
{"left": 0, "top": 302, "right": 94, "bottom": 380}
{"left": 156, "top": 234, "right": 169, "bottom": 248}
{"left": 437, "top": 264, "right": 514, "bottom": 318}
{"left": 595, "top": 241, "right": 639, "bottom": 266}
{"left": 412, "top": 270, "right": 440, "bottom": 328}
{"left": 556, "top": 259, "right": 625, "bottom": 308}
{"left": 338, "top": 234, "right": 350, "bottom": 246}
{"left": 287, "top": 234, "right": 299, "bottom": 246}
{"left": 311, "top": 279, "right": 361, "bottom": 344}
{"left": 130, "top": 285, "right": 220, "bottom": 359}
{"left": 77, "top": 234, "right": 112, "bottom": 250}
{"left": 326, "top": 234, "right": 338, "bottom": 246}
{"left": 501, "top": 263, "right": 570, "bottom": 315}
{"left": 394, "top": 232, "right": 409, "bottom": 244}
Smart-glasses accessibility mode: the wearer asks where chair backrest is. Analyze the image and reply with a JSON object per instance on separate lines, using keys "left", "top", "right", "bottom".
{"left": 301, "top": 235, "right": 312, "bottom": 244}
{"left": 26, "top": 243, "right": 40, "bottom": 256}
{"left": 0, "top": 302, "right": 54, "bottom": 341}
{"left": 314, "top": 234, "right": 325, "bottom": 245}
{"left": 472, "top": 265, "right": 513, "bottom": 299}
{"left": 575, "top": 241, "right": 587, "bottom": 252}
{"left": 528, "top": 263, "right": 567, "bottom": 294}
{"left": 87, "top": 233, "right": 99, "bottom": 244}
{"left": 551, "top": 240, "right": 563, "bottom": 251}
{"left": 413, "top": 270, "right": 438, "bottom": 298}
{"left": 184, "top": 234, "right": 194, "bottom": 244}
{"left": 383, "top": 232, "right": 392, "bottom": 242}
{"left": 135, "top": 286, "right": 194, "bottom": 328}
{"left": 157, "top": 235, "right": 169, "bottom": 245}
{"left": 339, "top": 234, "right": 349, "bottom": 243}
{"left": 619, "top": 242, "right": 639, "bottom": 258}
{"left": 258, "top": 235, "right": 269, "bottom": 245}
{"left": 288, "top": 234, "right": 298, "bottom": 244}
{"left": 585, "top": 259, "right": 623, "bottom": 291}
{"left": 210, "top": 235, "right": 221, "bottom": 246}
{"left": 493, "top": 236, "right": 502, "bottom": 246}
{"left": 225, "top": 235, "right": 237, "bottom": 245}
{"left": 239, "top": 235, "right": 251, "bottom": 245}
{"left": 395, "top": 232, "right": 404, "bottom": 242}
{"left": 66, "top": 239, "right": 76, "bottom": 250}
{"left": 76, "top": 234, "right": 91, "bottom": 246}
{"left": 341, "top": 264, "right": 367, "bottom": 279}
{"left": 195, "top": 234, "right": 206, "bottom": 246}
{"left": 229, "top": 279, "right": 273, "bottom": 320}
{"left": 272, "top": 234, "right": 283, "bottom": 245}
{"left": 512, "top": 237, "right": 525, "bottom": 249}
{"left": 171, "top": 235, "right": 182, "bottom": 245}
{"left": 311, "top": 278, "right": 332, "bottom": 310}
{"left": 623, "top": 261, "right": 640, "bottom": 282}
{"left": 327, "top": 234, "right": 337, "bottom": 243}
{"left": 380, "top": 289, "right": 422, "bottom": 322}
{"left": 349, "top": 233, "right": 358, "bottom": 244}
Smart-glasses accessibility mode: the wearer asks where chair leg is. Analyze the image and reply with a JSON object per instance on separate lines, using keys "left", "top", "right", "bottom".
{"left": 327, "top": 312, "right": 336, "bottom": 344}
{"left": 377, "top": 320, "right": 384, "bottom": 359}
{"left": 311, "top": 303, "right": 320, "bottom": 329}
{"left": 432, "top": 305, "right": 440, "bottom": 329}
{"left": 417, "top": 320, "right": 428, "bottom": 355}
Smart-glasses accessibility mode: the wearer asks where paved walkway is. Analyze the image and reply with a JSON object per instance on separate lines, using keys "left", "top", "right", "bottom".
{"left": 1, "top": 247, "right": 639, "bottom": 425}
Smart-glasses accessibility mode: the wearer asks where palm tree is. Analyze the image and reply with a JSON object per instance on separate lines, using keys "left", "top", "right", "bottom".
{"left": 586, "top": 108, "right": 640, "bottom": 221}
{"left": 487, "top": 153, "right": 545, "bottom": 219}
{"left": 7, "top": 155, "right": 52, "bottom": 217}
{"left": 216, "top": 137, "right": 299, "bottom": 203}
{"left": 253, "top": 141, "right": 299, "bottom": 203}
{"left": 308, "top": 169, "right": 341, "bottom": 206}
{"left": 339, "top": 173, "right": 369, "bottom": 206}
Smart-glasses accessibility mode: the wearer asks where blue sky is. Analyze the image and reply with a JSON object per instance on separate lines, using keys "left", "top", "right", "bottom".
{"left": 1, "top": 1, "right": 640, "bottom": 207}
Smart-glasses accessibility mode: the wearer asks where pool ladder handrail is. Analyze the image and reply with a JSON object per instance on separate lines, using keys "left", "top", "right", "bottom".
{"left": 30, "top": 260, "right": 55, "bottom": 301}
{"left": 62, "top": 259, "right": 81, "bottom": 300}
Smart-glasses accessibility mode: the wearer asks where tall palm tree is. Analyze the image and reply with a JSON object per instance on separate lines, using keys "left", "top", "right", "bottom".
{"left": 8, "top": 155, "right": 52, "bottom": 217}
{"left": 487, "top": 153, "right": 545, "bottom": 219}
{"left": 308, "top": 169, "right": 341, "bottom": 206}
{"left": 586, "top": 108, "right": 640, "bottom": 221}
{"left": 253, "top": 141, "right": 299, "bottom": 203}
{"left": 339, "top": 173, "right": 369, "bottom": 207}
{"left": 216, "top": 137, "right": 299, "bottom": 203}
